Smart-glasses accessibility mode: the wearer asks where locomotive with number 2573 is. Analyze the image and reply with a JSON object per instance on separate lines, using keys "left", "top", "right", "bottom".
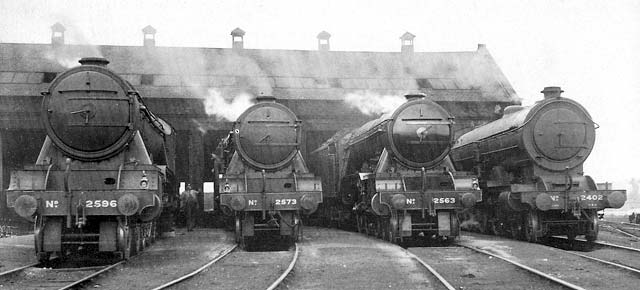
{"left": 6, "top": 57, "right": 177, "bottom": 261}
{"left": 215, "top": 96, "right": 323, "bottom": 248}
{"left": 450, "top": 87, "right": 626, "bottom": 242}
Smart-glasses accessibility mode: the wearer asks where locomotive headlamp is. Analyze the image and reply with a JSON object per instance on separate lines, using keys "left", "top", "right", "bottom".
{"left": 390, "top": 194, "right": 407, "bottom": 209}
{"left": 14, "top": 195, "right": 38, "bottom": 219}
{"left": 140, "top": 171, "right": 148, "bottom": 189}
{"left": 607, "top": 191, "right": 626, "bottom": 209}
{"left": 461, "top": 193, "right": 476, "bottom": 208}
{"left": 117, "top": 193, "right": 139, "bottom": 216}
{"left": 471, "top": 178, "right": 479, "bottom": 190}
{"left": 535, "top": 193, "right": 553, "bottom": 211}
{"left": 229, "top": 196, "right": 246, "bottom": 211}
{"left": 223, "top": 183, "right": 231, "bottom": 193}
{"left": 300, "top": 194, "right": 318, "bottom": 212}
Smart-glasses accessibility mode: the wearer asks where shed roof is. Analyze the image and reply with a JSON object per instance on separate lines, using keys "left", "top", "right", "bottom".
{"left": 0, "top": 42, "right": 519, "bottom": 103}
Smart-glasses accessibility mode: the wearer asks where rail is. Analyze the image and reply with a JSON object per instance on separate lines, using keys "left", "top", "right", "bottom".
{"left": 460, "top": 244, "right": 586, "bottom": 290}
{"left": 151, "top": 244, "right": 237, "bottom": 290}
{"left": 404, "top": 250, "right": 456, "bottom": 290}
{"left": 266, "top": 242, "right": 300, "bottom": 290}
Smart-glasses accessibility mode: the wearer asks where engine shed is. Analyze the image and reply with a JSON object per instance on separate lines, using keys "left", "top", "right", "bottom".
{"left": 0, "top": 24, "right": 519, "bottom": 224}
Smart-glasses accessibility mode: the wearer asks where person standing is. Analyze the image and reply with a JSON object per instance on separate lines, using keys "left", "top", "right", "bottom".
{"left": 180, "top": 184, "right": 199, "bottom": 231}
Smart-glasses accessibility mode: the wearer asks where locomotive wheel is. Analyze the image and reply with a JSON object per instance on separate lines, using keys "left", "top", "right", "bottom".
{"left": 510, "top": 222, "right": 522, "bottom": 240}
{"left": 478, "top": 212, "right": 490, "bottom": 234}
{"left": 567, "top": 229, "right": 577, "bottom": 241}
{"left": 356, "top": 213, "right": 365, "bottom": 234}
{"left": 585, "top": 212, "right": 599, "bottom": 242}
{"left": 37, "top": 252, "right": 51, "bottom": 263}
{"left": 292, "top": 213, "right": 302, "bottom": 242}
{"left": 123, "top": 227, "right": 132, "bottom": 260}
{"left": 523, "top": 211, "right": 540, "bottom": 243}
{"left": 388, "top": 217, "right": 397, "bottom": 243}
{"left": 235, "top": 215, "right": 242, "bottom": 244}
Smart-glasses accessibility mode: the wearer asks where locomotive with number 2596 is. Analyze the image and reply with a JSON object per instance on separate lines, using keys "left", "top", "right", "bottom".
{"left": 6, "top": 57, "right": 177, "bottom": 261}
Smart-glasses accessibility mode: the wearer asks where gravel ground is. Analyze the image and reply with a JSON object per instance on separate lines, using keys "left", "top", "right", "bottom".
{"left": 86, "top": 228, "right": 234, "bottom": 289}
{"left": 459, "top": 232, "right": 640, "bottom": 289}
{"left": 0, "top": 235, "right": 37, "bottom": 272}
{"left": 599, "top": 225, "right": 640, "bottom": 248}
{"left": 409, "top": 246, "right": 563, "bottom": 290}
{"left": 281, "top": 227, "right": 442, "bottom": 290}
{"left": 170, "top": 250, "right": 293, "bottom": 290}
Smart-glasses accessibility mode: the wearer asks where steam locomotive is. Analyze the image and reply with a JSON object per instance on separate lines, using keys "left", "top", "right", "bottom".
{"left": 6, "top": 57, "right": 177, "bottom": 261}
{"left": 450, "top": 87, "right": 626, "bottom": 242}
{"left": 216, "top": 96, "right": 322, "bottom": 247}
{"left": 313, "top": 94, "right": 481, "bottom": 243}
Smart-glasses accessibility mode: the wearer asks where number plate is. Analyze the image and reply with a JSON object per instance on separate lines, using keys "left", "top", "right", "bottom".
{"left": 432, "top": 197, "right": 456, "bottom": 204}
{"left": 275, "top": 199, "right": 297, "bottom": 206}
{"left": 86, "top": 200, "right": 118, "bottom": 208}
{"left": 580, "top": 194, "right": 603, "bottom": 201}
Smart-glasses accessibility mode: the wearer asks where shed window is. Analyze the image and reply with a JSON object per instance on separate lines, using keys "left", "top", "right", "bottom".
{"left": 42, "top": 72, "right": 57, "bottom": 83}
{"left": 141, "top": 74, "right": 154, "bottom": 85}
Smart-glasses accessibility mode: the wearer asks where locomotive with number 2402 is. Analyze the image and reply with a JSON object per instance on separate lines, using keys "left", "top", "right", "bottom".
{"left": 450, "top": 87, "right": 626, "bottom": 242}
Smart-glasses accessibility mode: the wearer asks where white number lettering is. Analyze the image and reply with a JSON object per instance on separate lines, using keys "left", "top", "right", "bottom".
{"left": 275, "top": 199, "right": 297, "bottom": 206}
{"left": 86, "top": 200, "right": 117, "bottom": 208}
{"left": 432, "top": 197, "right": 456, "bottom": 204}
{"left": 580, "top": 195, "right": 603, "bottom": 201}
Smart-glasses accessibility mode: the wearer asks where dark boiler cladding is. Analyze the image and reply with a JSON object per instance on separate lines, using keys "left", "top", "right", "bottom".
{"left": 313, "top": 94, "right": 481, "bottom": 244}
{"left": 450, "top": 87, "right": 626, "bottom": 242}
{"left": 6, "top": 57, "right": 178, "bottom": 261}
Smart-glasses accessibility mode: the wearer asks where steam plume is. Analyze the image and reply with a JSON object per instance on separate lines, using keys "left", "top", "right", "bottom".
{"left": 344, "top": 91, "right": 407, "bottom": 115}
{"left": 202, "top": 88, "right": 255, "bottom": 121}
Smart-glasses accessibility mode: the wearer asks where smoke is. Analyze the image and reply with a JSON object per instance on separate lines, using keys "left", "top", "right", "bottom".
{"left": 344, "top": 91, "right": 407, "bottom": 115}
{"left": 42, "top": 19, "right": 104, "bottom": 69}
{"left": 202, "top": 88, "right": 255, "bottom": 121}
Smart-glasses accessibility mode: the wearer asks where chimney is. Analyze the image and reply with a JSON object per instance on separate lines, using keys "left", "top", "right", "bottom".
{"left": 541, "top": 86, "right": 564, "bottom": 99}
{"left": 404, "top": 93, "right": 426, "bottom": 101}
{"left": 79, "top": 57, "right": 110, "bottom": 67}
{"left": 256, "top": 95, "right": 277, "bottom": 103}
{"left": 231, "top": 27, "right": 245, "bottom": 50}
{"left": 400, "top": 32, "right": 415, "bottom": 53}
{"left": 477, "top": 43, "right": 486, "bottom": 51}
{"left": 51, "top": 22, "right": 65, "bottom": 46}
{"left": 317, "top": 31, "right": 331, "bottom": 51}
{"left": 142, "top": 25, "right": 156, "bottom": 47}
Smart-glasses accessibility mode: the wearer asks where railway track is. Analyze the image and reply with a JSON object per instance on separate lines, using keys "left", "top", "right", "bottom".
{"left": 151, "top": 244, "right": 237, "bottom": 290}
{"left": 404, "top": 250, "right": 456, "bottom": 290}
{"left": 0, "top": 260, "right": 124, "bottom": 290}
{"left": 458, "top": 244, "right": 586, "bottom": 289}
{"left": 153, "top": 242, "right": 298, "bottom": 290}
{"left": 547, "top": 236, "right": 640, "bottom": 276}
{"left": 600, "top": 220, "right": 640, "bottom": 239}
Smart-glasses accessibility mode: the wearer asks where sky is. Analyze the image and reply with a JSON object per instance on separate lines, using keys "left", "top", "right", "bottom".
{"left": 1, "top": 0, "right": 639, "bottom": 197}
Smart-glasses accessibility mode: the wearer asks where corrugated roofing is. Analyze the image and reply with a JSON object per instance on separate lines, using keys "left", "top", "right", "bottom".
{"left": 0, "top": 43, "right": 518, "bottom": 102}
